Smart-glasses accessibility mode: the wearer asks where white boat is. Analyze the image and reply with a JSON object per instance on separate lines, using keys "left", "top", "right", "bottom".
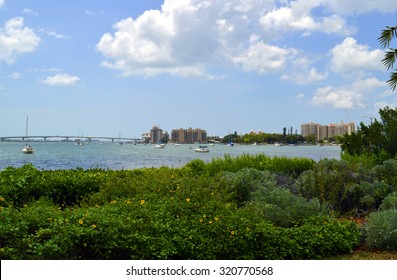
{"left": 155, "top": 143, "right": 166, "bottom": 148}
{"left": 22, "top": 144, "right": 34, "bottom": 154}
{"left": 22, "top": 117, "right": 34, "bottom": 154}
{"left": 274, "top": 143, "right": 283, "bottom": 147}
{"left": 195, "top": 145, "right": 209, "bottom": 152}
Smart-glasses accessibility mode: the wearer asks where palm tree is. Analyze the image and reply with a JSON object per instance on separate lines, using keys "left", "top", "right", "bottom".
{"left": 379, "top": 25, "right": 397, "bottom": 91}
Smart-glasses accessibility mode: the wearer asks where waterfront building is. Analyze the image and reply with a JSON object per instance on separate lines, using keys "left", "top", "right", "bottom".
{"left": 150, "top": 125, "right": 163, "bottom": 144}
{"left": 301, "top": 121, "right": 355, "bottom": 140}
{"left": 301, "top": 123, "right": 321, "bottom": 138}
{"left": 171, "top": 127, "right": 207, "bottom": 143}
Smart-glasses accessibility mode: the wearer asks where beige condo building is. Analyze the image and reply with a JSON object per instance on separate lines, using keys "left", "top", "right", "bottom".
{"left": 301, "top": 121, "right": 355, "bottom": 140}
{"left": 171, "top": 127, "right": 207, "bottom": 143}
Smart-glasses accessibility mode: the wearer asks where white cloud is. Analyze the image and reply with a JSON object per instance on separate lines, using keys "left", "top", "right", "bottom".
{"left": 0, "top": 17, "right": 41, "bottom": 63}
{"left": 0, "top": 0, "right": 4, "bottom": 7}
{"left": 311, "top": 78, "right": 386, "bottom": 109}
{"left": 281, "top": 57, "right": 328, "bottom": 84}
{"left": 42, "top": 74, "right": 80, "bottom": 86}
{"left": 47, "top": 31, "right": 68, "bottom": 39}
{"left": 22, "top": 8, "right": 38, "bottom": 16}
{"left": 234, "top": 41, "right": 296, "bottom": 74}
{"left": 331, "top": 37, "right": 384, "bottom": 73}
{"left": 260, "top": 0, "right": 355, "bottom": 36}
{"left": 95, "top": 0, "right": 393, "bottom": 79}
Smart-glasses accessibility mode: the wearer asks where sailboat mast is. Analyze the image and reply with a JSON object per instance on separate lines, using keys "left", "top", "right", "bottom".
{"left": 25, "top": 116, "right": 29, "bottom": 143}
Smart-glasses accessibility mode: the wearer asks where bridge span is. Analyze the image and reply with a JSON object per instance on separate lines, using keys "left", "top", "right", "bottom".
{"left": 0, "top": 135, "right": 141, "bottom": 143}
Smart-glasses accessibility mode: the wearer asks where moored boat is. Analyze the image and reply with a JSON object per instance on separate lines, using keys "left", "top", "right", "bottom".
{"left": 195, "top": 145, "right": 209, "bottom": 152}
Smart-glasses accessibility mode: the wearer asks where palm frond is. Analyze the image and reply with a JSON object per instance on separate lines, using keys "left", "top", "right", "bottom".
{"left": 387, "top": 71, "right": 397, "bottom": 91}
{"left": 382, "top": 49, "right": 397, "bottom": 70}
{"left": 378, "top": 26, "right": 397, "bottom": 48}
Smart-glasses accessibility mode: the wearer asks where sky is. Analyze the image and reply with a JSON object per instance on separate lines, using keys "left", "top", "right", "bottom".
{"left": 1, "top": 0, "right": 397, "bottom": 138}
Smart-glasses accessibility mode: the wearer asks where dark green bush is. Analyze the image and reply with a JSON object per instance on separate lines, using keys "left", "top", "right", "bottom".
{"left": 380, "top": 192, "right": 397, "bottom": 210}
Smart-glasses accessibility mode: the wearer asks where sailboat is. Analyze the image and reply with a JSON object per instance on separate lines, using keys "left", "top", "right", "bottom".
{"left": 22, "top": 117, "right": 34, "bottom": 154}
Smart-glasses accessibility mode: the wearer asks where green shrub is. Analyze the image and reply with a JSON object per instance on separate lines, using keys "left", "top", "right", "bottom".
{"left": 222, "top": 168, "right": 277, "bottom": 206}
{"left": 297, "top": 159, "right": 374, "bottom": 213}
{"left": 343, "top": 182, "right": 394, "bottom": 212}
{"left": 252, "top": 186, "right": 321, "bottom": 227}
{"left": 205, "top": 154, "right": 314, "bottom": 177}
{"left": 373, "top": 159, "right": 397, "bottom": 188}
{"left": 366, "top": 210, "right": 397, "bottom": 251}
{"left": 287, "top": 217, "right": 361, "bottom": 259}
{"left": 380, "top": 192, "right": 397, "bottom": 210}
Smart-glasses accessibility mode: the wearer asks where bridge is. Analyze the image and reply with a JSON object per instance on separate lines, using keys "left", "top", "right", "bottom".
{"left": 0, "top": 135, "right": 141, "bottom": 143}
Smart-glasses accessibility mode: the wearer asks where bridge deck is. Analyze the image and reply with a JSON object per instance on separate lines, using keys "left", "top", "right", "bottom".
{"left": 0, "top": 136, "right": 140, "bottom": 142}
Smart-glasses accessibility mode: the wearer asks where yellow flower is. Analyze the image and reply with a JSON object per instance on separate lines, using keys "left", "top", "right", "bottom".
{"left": 230, "top": 230, "right": 235, "bottom": 235}
{"left": 214, "top": 217, "right": 219, "bottom": 221}
{"left": 110, "top": 200, "right": 117, "bottom": 204}
{"left": 209, "top": 221, "right": 213, "bottom": 225}
{"left": 126, "top": 200, "right": 132, "bottom": 204}
{"left": 79, "top": 219, "right": 84, "bottom": 225}
{"left": 92, "top": 224, "right": 97, "bottom": 229}
{"left": 186, "top": 198, "right": 191, "bottom": 203}
{"left": 140, "top": 199, "right": 145, "bottom": 205}
{"left": 65, "top": 219, "right": 69, "bottom": 223}
{"left": 171, "top": 175, "right": 175, "bottom": 179}
{"left": 199, "top": 218, "right": 203, "bottom": 223}
{"left": 0, "top": 197, "right": 4, "bottom": 201}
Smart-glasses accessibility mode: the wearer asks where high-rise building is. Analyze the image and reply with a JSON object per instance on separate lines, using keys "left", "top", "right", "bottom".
{"left": 301, "top": 121, "right": 355, "bottom": 140}
{"left": 301, "top": 122, "right": 321, "bottom": 138}
{"left": 150, "top": 125, "right": 163, "bottom": 144}
{"left": 171, "top": 127, "right": 207, "bottom": 143}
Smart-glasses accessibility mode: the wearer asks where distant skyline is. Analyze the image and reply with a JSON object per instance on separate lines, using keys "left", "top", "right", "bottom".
{"left": 1, "top": 0, "right": 397, "bottom": 138}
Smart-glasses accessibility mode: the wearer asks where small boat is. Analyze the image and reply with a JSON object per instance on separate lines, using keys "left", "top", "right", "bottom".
{"left": 22, "top": 144, "right": 34, "bottom": 154}
{"left": 274, "top": 143, "right": 283, "bottom": 147}
{"left": 195, "top": 145, "right": 209, "bottom": 152}
{"left": 155, "top": 143, "right": 166, "bottom": 148}
{"left": 227, "top": 142, "right": 234, "bottom": 147}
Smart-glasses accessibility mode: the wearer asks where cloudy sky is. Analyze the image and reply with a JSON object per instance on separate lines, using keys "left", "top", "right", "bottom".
{"left": 1, "top": 0, "right": 397, "bottom": 138}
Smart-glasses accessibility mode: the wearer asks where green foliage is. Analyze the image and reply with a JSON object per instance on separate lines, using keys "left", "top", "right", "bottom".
{"left": 378, "top": 25, "right": 397, "bottom": 90}
{"left": 366, "top": 210, "right": 397, "bottom": 251}
{"left": 205, "top": 154, "right": 315, "bottom": 177}
{"left": 340, "top": 106, "right": 397, "bottom": 162}
{"left": 373, "top": 159, "right": 397, "bottom": 188}
{"left": 0, "top": 165, "right": 104, "bottom": 208}
{"left": 252, "top": 186, "right": 321, "bottom": 228}
{"left": 0, "top": 163, "right": 362, "bottom": 260}
{"left": 380, "top": 192, "right": 397, "bottom": 210}
{"left": 222, "top": 168, "right": 277, "bottom": 206}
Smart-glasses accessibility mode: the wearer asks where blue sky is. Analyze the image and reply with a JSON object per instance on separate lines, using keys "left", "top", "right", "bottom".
{"left": 1, "top": 0, "right": 397, "bottom": 138}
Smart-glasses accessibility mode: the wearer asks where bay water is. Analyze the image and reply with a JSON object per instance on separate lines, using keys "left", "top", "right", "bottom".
{"left": 0, "top": 142, "right": 341, "bottom": 170}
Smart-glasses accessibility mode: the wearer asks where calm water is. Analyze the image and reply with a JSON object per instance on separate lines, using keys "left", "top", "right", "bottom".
{"left": 0, "top": 142, "right": 341, "bottom": 170}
